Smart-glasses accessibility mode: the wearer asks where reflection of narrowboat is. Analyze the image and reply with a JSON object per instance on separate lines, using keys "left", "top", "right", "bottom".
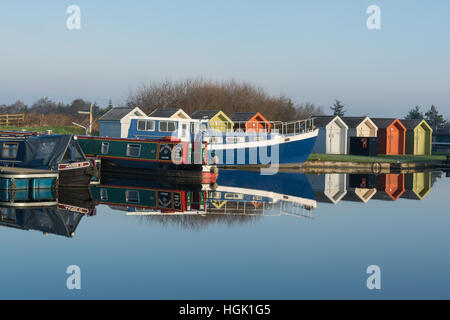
{"left": 78, "top": 136, "right": 217, "bottom": 184}
{"left": 90, "top": 179, "right": 208, "bottom": 214}
{"left": 0, "top": 133, "right": 98, "bottom": 186}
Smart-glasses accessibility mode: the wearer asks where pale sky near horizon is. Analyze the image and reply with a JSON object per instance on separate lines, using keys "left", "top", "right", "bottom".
{"left": 0, "top": 0, "right": 449, "bottom": 117}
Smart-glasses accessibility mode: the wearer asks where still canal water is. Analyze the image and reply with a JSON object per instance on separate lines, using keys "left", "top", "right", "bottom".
{"left": 1, "top": 170, "right": 449, "bottom": 299}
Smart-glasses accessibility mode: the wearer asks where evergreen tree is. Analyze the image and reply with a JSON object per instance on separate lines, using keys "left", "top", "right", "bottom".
{"left": 330, "top": 99, "right": 346, "bottom": 117}
{"left": 405, "top": 106, "right": 424, "bottom": 120}
{"left": 425, "top": 105, "right": 445, "bottom": 131}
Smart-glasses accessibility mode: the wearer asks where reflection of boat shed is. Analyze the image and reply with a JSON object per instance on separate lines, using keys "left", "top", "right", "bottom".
{"left": 371, "top": 118, "right": 406, "bottom": 155}
{"left": 99, "top": 107, "right": 146, "bottom": 138}
{"left": 191, "top": 110, "right": 234, "bottom": 132}
{"left": 230, "top": 112, "right": 271, "bottom": 133}
{"left": 401, "top": 119, "right": 433, "bottom": 155}
{"left": 402, "top": 172, "right": 432, "bottom": 200}
{"left": 342, "top": 174, "right": 377, "bottom": 203}
{"left": 312, "top": 116, "right": 348, "bottom": 154}
{"left": 373, "top": 174, "right": 405, "bottom": 201}
{"left": 149, "top": 107, "right": 191, "bottom": 120}
{"left": 307, "top": 174, "right": 347, "bottom": 204}
{"left": 342, "top": 116, "right": 378, "bottom": 152}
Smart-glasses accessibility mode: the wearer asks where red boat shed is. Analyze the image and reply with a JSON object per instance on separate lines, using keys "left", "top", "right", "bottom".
{"left": 230, "top": 112, "right": 271, "bottom": 133}
{"left": 372, "top": 118, "right": 407, "bottom": 155}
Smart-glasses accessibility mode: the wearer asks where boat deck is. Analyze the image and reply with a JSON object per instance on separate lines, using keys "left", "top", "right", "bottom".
{"left": 0, "top": 167, "right": 58, "bottom": 178}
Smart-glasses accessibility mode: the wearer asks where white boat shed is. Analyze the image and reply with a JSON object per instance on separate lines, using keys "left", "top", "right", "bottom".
{"left": 312, "top": 116, "right": 349, "bottom": 154}
{"left": 99, "top": 107, "right": 146, "bottom": 138}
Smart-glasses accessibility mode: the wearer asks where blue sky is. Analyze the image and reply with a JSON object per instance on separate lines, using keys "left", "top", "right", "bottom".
{"left": 0, "top": 0, "right": 449, "bottom": 117}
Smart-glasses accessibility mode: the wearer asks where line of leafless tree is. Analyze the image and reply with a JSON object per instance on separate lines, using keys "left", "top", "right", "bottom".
{"left": 127, "top": 79, "right": 324, "bottom": 121}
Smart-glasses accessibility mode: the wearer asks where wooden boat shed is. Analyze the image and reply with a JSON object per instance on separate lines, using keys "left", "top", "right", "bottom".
{"left": 191, "top": 110, "right": 234, "bottom": 133}
{"left": 401, "top": 119, "right": 433, "bottom": 156}
{"left": 342, "top": 116, "right": 378, "bottom": 151}
{"left": 99, "top": 107, "right": 146, "bottom": 138}
{"left": 312, "top": 116, "right": 348, "bottom": 154}
{"left": 371, "top": 118, "right": 406, "bottom": 155}
{"left": 229, "top": 112, "right": 271, "bottom": 133}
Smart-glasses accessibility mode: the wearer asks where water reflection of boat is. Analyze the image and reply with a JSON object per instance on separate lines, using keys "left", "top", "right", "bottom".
{"left": 306, "top": 174, "right": 347, "bottom": 204}
{"left": 0, "top": 187, "right": 95, "bottom": 237}
{"left": 92, "top": 171, "right": 317, "bottom": 218}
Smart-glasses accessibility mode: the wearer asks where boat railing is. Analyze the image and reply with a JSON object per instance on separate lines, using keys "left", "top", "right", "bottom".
{"left": 204, "top": 118, "right": 316, "bottom": 136}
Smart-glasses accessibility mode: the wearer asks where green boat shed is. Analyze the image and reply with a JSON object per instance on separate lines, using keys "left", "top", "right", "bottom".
{"left": 402, "top": 119, "right": 433, "bottom": 156}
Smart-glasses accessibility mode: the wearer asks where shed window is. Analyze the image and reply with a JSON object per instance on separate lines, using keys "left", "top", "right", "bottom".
{"left": 126, "top": 144, "right": 141, "bottom": 157}
{"left": 101, "top": 142, "right": 109, "bottom": 154}
{"left": 125, "top": 190, "right": 140, "bottom": 203}
{"left": 2, "top": 143, "right": 19, "bottom": 159}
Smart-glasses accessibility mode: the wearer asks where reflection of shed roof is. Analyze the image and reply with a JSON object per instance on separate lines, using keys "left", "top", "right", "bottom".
{"left": 191, "top": 110, "right": 221, "bottom": 119}
{"left": 230, "top": 112, "right": 260, "bottom": 122}
{"left": 99, "top": 108, "right": 135, "bottom": 121}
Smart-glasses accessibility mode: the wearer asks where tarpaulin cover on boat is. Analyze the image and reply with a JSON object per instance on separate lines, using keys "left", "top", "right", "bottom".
{"left": 20, "top": 135, "right": 86, "bottom": 170}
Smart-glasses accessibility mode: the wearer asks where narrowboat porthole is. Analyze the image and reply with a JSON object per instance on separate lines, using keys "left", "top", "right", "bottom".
{"left": 125, "top": 190, "right": 140, "bottom": 203}
{"left": 100, "top": 188, "right": 108, "bottom": 201}
{"left": 2, "top": 142, "right": 19, "bottom": 159}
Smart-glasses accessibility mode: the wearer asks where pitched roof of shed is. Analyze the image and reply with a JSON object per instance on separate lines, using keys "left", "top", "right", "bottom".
{"left": 99, "top": 107, "right": 136, "bottom": 121}
{"left": 371, "top": 118, "right": 400, "bottom": 129}
{"left": 149, "top": 107, "right": 181, "bottom": 118}
{"left": 229, "top": 112, "right": 260, "bottom": 122}
{"left": 400, "top": 119, "right": 431, "bottom": 130}
{"left": 191, "top": 110, "right": 221, "bottom": 120}
{"left": 341, "top": 116, "right": 371, "bottom": 128}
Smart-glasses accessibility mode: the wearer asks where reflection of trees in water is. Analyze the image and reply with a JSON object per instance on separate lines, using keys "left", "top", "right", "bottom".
{"left": 431, "top": 171, "right": 443, "bottom": 186}
{"left": 134, "top": 214, "right": 261, "bottom": 231}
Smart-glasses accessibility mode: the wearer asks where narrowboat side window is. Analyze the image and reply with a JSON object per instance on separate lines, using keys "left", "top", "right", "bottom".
{"left": 101, "top": 142, "right": 109, "bottom": 154}
{"left": 137, "top": 120, "right": 156, "bottom": 131}
{"left": 100, "top": 188, "right": 108, "bottom": 201}
{"left": 226, "top": 137, "right": 245, "bottom": 144}
{"left": 125, "top": 190, "right": 140, "bottom": 203}
{"left": 126, "top": 144, "right": 141, "bottom": 157}
{"left": 159, "top": 121, "right": 177, "bottom": 132}
{"left": 2, "top": 143, "right": 19, "bottom": 159}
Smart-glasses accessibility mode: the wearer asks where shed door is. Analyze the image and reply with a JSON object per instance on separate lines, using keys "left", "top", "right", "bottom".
{"left": 388, "top": 126, "right": 400, "bottom": 154}
{"left": 328, "top": 122, "right": 344, "bottom": 154}
{"left": 415, "top": 127, "right": 426, "bottom": 155}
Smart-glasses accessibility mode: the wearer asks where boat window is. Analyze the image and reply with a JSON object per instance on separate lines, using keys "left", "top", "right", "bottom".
{"left": 101, "top": 142, "right": 109, "bottom": 154}
{"left": 137, "top": 120, "right": 146, "bottom": 131}
{"left": 125, "top": 190, "right": 140, "bottom": 203}
{"left": 190, "top": 123, "right": 197, "bottom": 134}
{"left": 146, "top": 120, "right": 155, "bottom": 131}
{"left": 181, "top": 123, "right": 187, "bottom": 138}
{"left": 100, "top": 188, "right": 108, "bottom": 201}
{"left": 126, "top": 144, "right": 141, "bottom": 157}
{"left": 159, "top": 121, "right": 177, "bottom": 132}
{"left": 226, "top": 137, "right": 245, "bottom": 144}
{"left": 210, "top": 137, "right": 223, "bottom": 144}
{"left": 2, "top": 143, "right": 19, "bottom": 159}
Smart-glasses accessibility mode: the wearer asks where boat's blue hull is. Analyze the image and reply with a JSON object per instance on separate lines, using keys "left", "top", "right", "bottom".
{"left": 209, "top": 131, "right": 318, "bottom": 166}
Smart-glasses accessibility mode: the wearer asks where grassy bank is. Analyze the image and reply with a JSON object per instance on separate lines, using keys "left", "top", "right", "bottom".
{"left": 307, "top": 153, "right": 446, "bottom": 163}
{"left": 0, "top": 126, "right": 87, "bottom": 135}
